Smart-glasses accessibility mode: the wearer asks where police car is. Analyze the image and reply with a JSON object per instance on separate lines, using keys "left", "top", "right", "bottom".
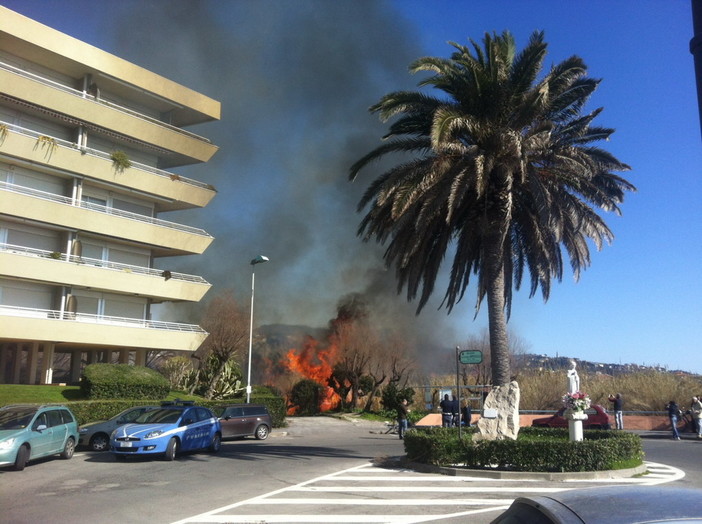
{"left": 110, "top": 401, "right": 221, "bottom": 460}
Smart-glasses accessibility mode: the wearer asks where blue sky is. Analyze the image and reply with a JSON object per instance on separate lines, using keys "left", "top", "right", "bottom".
{"left": 3, "top": 1, "right": 700, "bottom": 374}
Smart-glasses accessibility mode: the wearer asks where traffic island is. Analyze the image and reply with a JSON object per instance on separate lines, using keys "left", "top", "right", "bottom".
{"left": 402, "top": 426, "right": 644, "bottom": 474}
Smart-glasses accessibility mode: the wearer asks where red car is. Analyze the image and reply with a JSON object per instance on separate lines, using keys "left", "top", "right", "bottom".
{"left": 531, "top": 404, "right": 612, "bottom": 430}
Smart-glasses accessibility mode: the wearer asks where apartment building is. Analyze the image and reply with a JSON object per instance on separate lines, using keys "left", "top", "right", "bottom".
{"left": 0, "top": 7, "right": 219, "bottom": 384}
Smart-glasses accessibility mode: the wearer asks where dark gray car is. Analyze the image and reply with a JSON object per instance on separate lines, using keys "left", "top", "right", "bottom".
{"left": 491, "top": 485, "right": 702, "bottom": 523}
{"left": 217, "top": 405, "right": 272, "bottom": 440}
{"left": 79, "top": 406, "right": 157, "bottom": 451}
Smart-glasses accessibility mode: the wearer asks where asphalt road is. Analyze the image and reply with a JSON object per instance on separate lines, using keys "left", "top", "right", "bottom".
{"left": 1, "top": 417, "right": 699, "bottom": 524}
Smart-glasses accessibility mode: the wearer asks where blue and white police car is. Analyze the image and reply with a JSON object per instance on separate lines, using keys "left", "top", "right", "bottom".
{"left": 110, "top": 401, "right": 221, "bottom": 461}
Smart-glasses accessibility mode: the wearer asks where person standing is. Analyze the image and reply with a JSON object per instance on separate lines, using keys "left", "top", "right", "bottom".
{"left": 666, "top": 400, "right": 681, "bottom": 440}
{"left": 440, "top": 394, "right": 452, "bottom": 427}
{"left": 451, "top": 395, "right": 460, "bottom": 427}
{"left": 396, "top": 399, "right": 409, "bottom": 440}
{"left": 608, "top": 393, "right": 624, "bottom": 430}
{"left": 690, "top": 396, "right": 702, "bottom": 438}
{"left": 462, "top": 402, "right": 473, "bottom": 427}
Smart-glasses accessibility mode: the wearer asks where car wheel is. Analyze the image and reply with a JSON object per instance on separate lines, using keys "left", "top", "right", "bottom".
{"left": 89, "top": 433, "right": 110, "bottom": 452}
{"left": 14, "top": 445, "right": 29, "bottom": 471}
{"left": 255, "top": 424, "right": 270, "bottom": 440}
{"left": 164, "top": 437, "right": 178, "bottom": 461}
{"left": 209, "top": 433, "right": 222, "bottom": 453}
{"left": 60, "top": 437, "right": 76, "bottom": 460}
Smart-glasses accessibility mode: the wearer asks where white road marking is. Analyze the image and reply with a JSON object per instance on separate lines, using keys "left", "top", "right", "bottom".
{"left": 171, "top": 460, "right": 684, "bottom": 524}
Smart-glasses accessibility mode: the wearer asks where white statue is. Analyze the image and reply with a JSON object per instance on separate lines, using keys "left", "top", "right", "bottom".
{"left": 567, "top": 359, "right": 580, "bottom": 394}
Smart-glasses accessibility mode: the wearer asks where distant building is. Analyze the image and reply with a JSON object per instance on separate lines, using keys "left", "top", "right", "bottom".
{"left": 0, "top": 7, "right": 220, "bottom": 384}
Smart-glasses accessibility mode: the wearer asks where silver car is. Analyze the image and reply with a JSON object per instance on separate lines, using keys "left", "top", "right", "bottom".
{"left": 79, "top": 406, "right": 157, "bottom": 451}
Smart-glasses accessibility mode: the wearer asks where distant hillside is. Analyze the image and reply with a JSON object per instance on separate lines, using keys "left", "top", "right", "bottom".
{"left": 516, "top": 353, "right": 698, "bottom": 377}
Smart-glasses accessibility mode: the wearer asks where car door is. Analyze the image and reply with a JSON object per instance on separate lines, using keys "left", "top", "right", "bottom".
{"left": 28, "top": 412, "right": 53, "bottom": 458}
{"left": 242, "top": 407, "right": 262, "bottom": 435}
{"left": 219, "top": 406, "right": 244, "bottom": 438}
{"left": 195, "top": 408, "right": 216, "bottom": 448}
{"left": 181, "top": 408, "right": 214, "bottom": 451}
{"left": 46, "top": 409, "right": 68, "bottom": 453}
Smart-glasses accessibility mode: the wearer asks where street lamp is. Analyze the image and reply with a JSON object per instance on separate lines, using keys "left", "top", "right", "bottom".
{"left": 246, "top": 255, "right": 269, "bottom": 404}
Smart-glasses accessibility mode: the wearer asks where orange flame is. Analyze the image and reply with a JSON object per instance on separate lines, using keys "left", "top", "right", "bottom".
{"left": 284, "top": 335, "right": 341, "bottom": 413}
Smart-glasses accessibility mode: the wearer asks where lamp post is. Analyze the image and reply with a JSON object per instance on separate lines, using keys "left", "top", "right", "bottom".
{"left": 246, "top": 255, "right": 269, "bottom": 404}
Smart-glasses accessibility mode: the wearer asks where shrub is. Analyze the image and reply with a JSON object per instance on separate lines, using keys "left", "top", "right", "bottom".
{"left": 81, "top": 363, "right": 170, "bottom": 400}
{"left": 381, "top": 382, "right": 415, "bottom": 412}
{"left": 289, "top": 379, "right": 324, "bottom": 415}
{"left": 403, "top": 426, "right": 644, "bottom": 472}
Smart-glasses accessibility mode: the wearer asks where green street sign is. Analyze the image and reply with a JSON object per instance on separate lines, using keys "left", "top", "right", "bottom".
{"left": 459, "top": 350, "right": 483, "bottom": 364}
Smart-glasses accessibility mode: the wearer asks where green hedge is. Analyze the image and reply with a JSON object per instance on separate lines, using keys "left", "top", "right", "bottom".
{"left": 404, "top": 426, "right": 644, "bottom": 472}
{"left": 65, "top": 396, "right": 287, "bottom": 427}
{"left": 81, "top": 364, "right": 170, "bottom": 400}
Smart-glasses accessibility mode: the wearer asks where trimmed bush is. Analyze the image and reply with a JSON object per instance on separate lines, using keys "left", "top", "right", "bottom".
{"left": 289, "top": 379, "right": 324, "bottom": 415}
{"left": 404, "top": 426, "right": 644, "bottom": 472}
{"left": 81, "top": 364, "right": 170, "bottom": 400}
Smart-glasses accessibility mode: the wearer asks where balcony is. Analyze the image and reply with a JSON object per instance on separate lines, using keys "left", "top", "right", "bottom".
{"left": 0, "top": 243, "right": 211, "bottom": 302}
{"left": 0, "top": 305, "right": 208, "bottom": 352}
{"left": 0, "top": 120, "right": 217, "bottom": 210}
{"left": 0, "top": 61, "right": 218, "bottom": 165}
{"left": 1, "top": 181, "right": 214, "bottom": 255}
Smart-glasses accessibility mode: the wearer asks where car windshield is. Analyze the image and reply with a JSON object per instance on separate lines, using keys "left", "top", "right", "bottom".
{"left": 133, "top": 409, "right": 182, "bottom": 424}
{"left": 0, "top": 409, "right": 36, "bottom": 430}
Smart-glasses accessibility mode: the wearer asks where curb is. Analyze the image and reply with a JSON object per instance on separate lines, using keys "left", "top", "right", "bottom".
{"left": 389, "top": 458, "right": 647, "bottom": 481}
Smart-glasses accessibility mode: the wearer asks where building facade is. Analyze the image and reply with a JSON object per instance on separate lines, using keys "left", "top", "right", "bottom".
{"left": 0, "top": 7, "right": 220, "bottom": 384}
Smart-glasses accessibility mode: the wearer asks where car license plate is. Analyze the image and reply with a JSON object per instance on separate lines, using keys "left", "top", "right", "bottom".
{"left": 120, "top": 441, "right": 132, "bottom": 447}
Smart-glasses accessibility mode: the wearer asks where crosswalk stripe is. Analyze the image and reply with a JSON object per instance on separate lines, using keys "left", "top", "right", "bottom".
{"left": 262, "top": 498, "right": 516, "bottom": 505}
{"left": 297, "top": 486, "right": 569, "bottom": 493}
{"left": 330, "top": 475, "right": 539, "bottom": 482}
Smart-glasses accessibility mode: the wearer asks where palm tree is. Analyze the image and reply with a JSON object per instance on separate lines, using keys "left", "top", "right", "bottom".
{"left": 350, "top": 31, "right": 634, "bottom": 387}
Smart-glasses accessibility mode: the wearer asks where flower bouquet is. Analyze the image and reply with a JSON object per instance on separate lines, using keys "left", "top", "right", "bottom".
{"left": 562, "top": 391, "right": 591, "bottom": 412}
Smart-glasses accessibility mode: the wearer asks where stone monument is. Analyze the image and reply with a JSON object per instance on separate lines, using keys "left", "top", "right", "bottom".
{"left": 475, "top": 380, "right": 520, "bottom": 441}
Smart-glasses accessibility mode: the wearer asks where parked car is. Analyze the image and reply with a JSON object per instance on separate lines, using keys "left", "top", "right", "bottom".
{"left": 79, "top": 405, "right": 157, "bottom": 451}
{"left": 531, "top": 404, "right": 611, "bottom": 430}
{"left": 110, "top": 400, "right": 221, "bottom": 461}
{"left": 216, "top": 404, "right": 272, "bottom": 440}
{"left": 490, "top": 485, "right": 702, "bottom": 523}
{"left": 0, "top": 404, "right": 79, "bottom": 471}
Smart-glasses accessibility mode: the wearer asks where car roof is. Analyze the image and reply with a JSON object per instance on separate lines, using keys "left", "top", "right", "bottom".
{"left": 1, "top": 404, "right": 70, "bottom": 410}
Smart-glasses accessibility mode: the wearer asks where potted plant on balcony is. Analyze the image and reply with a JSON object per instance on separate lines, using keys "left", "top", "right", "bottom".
{"left": 35, "top": 135, "right": 58, "bottom": 159}
{"left": 110, "top": 150, "right": 132, "bottom": 174}
{"left": 0, "top": 123, "right": 8, "bottom": 142}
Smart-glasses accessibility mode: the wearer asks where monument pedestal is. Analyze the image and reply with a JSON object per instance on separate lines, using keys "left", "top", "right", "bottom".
{"left": 566, "top": 410, "right": 588, "bottom": 442}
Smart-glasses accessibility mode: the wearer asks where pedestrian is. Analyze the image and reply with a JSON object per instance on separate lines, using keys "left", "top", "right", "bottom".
{"left": 461, "top": 402, "right": 472, "bottom": 427}
{"left": 608, "top": 393, "right": 624, "bottom": 430}
{"left": 439, "top": 394, "right": 452, "bottom": 427}
{"left": 690, "top": 396, "right": 702, "bottom": 439}
{"left": 396, "top": 399, "right": 409, "bottom": 440}
{"left": 666, "top": 400, "right": 681, "bottom": 440}
{"left": 451, "top": 396, "right": 460, "bottom": 427}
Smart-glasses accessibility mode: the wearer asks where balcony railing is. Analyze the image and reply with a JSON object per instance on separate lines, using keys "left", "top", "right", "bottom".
{"left": 0, "top": 119, "right": 215, "bottom": 192}
{"left": 0, "top": 60, "right": 212, "bottom": 144}
{"left": 0, "top": 243, "right": 209, "bottom": 285}
{"left": 0, "top": 181, "right": 212, "bottom": 238}
{"left": 0, "top": 304, "right": 207, "bottom": 334}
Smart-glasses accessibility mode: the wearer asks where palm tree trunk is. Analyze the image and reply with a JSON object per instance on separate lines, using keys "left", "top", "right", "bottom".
{"left": 486, "top": 260, "right": 511, "bottom": 386}
{"left": 485, "top": 166, "right": 512, "bottom": 387}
